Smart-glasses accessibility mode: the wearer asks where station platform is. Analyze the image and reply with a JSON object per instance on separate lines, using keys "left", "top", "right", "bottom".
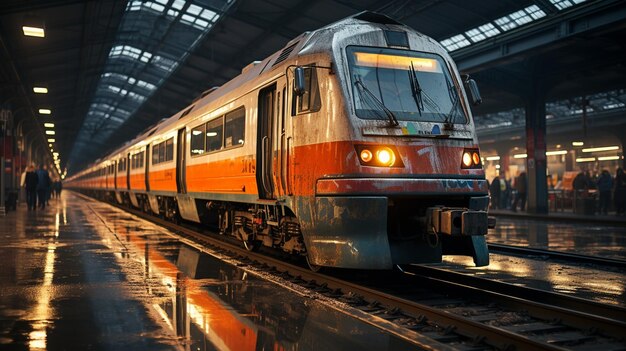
{"left": 490, "top": 208, "right": 626, "bottom": 226}
{"left": 487, "top": 209, "right": 626, "bottom": 260}
{"left": 0, "top": 192, "right": 418, "bottom": 350}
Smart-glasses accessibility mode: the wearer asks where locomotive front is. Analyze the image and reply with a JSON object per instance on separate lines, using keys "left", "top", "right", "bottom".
{"left": 291, "top": 13, "right": 492, "bottom": 269}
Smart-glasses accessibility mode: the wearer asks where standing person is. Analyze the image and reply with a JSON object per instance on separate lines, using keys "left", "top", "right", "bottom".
{"left": 44, "top": 166, "right": 52, "bottom": 205}
{"left": 615, "top": 168, "right": 626, "bottom": 216}
{"left": 54, "top": 180, "right": 63, "bottom": 198}
{"left": 25, "top": 165, "right": 38, "bottom": 210}
{"left": 501, "top": 177, "right": 511, "bottom": 209}
{"left": 512, "top": 172, "right": 527, "bottom": 212}
{"left": 596, "top": 170, "right": 613, "bottom": 215}
{"left": 35, "top": 164, "right": 50, "bottom": 209}
{"left": 489, "top": 176, "right": 501, "bottom": 209}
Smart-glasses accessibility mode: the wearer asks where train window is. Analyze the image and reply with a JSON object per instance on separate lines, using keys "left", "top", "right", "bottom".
{"left": 206, "top": 117, "right": 223, "bottom": 152}
{"left": 158, "top": 142, "right": 165, "bottom": 163}
{"left": 292, "top": 66, "right": 321, "bottom": 116}
{"left": 165, "top": 138, "right": 174, "bottom": 161}
{"left": 152, "top": 143, "right": 160, "bottom": 164}
{"left": 191, "top": 124, "right": 206, "bottom": 156}
{"left": 224, "top": 107, "right": 245, "bottom": 148}
{"left": 139, "top": 151, "right": 144, "bottom": 168}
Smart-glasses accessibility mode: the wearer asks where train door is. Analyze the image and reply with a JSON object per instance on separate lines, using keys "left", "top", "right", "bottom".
{"left": 275, "top": 82, "right": 292, "bottom": 197}
{"left": 176, "top": 128, "right": 187, "bottom": 194}
{"left": 257, "top": 84, "right": 277, "bottom": 199}
{"left": 126, "top": 153, "right": 131, "bottom": 190}
{"left": 145, "top": 145, "right": 150, "bottom": 191}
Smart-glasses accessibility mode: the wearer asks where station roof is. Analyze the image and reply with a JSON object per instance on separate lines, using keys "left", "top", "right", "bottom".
{"left": 1, "top": 0, "right": 624, "bottom": 173}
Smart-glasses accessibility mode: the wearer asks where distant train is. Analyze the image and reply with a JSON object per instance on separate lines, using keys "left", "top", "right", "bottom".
{"left": 67, "top": 11, "right": 493, "bottom": 270}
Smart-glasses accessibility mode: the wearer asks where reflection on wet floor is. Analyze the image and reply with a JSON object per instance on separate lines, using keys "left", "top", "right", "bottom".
{"left": 90, "top": 201, "right": 418, "bottom": 351}
{"left": 487, "top": 218, "right": 626, "bottom": 259}
{"left": 439, "top": 254, "right": 626, "bottom": 307}
{"left": 0, "top": 193, "right": 419, "bottom": 350}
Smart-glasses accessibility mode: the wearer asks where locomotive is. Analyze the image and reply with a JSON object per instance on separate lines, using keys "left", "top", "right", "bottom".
{"left": 67, "top": 11, "right": 493, "bottom": 270}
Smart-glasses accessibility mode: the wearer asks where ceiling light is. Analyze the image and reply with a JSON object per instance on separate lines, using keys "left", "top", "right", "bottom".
{"left": 576, "top": 157, "right": 595, "bottom": 163}
{"left": 22, "top": 26, "right": 45, "bottom": 38}
{"left": 546, "top": 150, "right": 567, "bottom": 156}
{"left": 33, "top": 87, "right": 48, "bottom": 94}
{"left": 513, "top": 153, "right": 527, "bottom": 159}
{"left": 485, "top": 156, "right": 500, "bottom": 161}
{"left": 47, "top": 138, "right": 55, "bottom": 143}
{"left": 45, "top": 130, "right": 55, "bottom": 135}
{"left": 39, "top": 108, "right": 51, "bottom": 114}
{"left": 582, "top": 146, "right": 619, "bottom": 153}
{"left": 598, "top": 156, "right": 619, "bottom": 161}
{"left": 44, "top": 123, "right": 55, "bottom": 128}
{"left": 572, "top": 141, "right": 584, "bottom": 146}
{"left": 53, "top": 152, "right": 59, "bottom": 157}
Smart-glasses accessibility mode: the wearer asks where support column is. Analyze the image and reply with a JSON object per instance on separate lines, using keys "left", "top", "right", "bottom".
{"left": 524, "top": 81, "right": 548, "bottom": 214}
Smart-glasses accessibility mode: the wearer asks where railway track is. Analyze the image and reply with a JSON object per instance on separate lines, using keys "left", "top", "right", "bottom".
{"left": 81, "top": 193, "right": 626, "bottom": 351}
{"left": 487, "top": 243, "right": 626, "bottom": 269}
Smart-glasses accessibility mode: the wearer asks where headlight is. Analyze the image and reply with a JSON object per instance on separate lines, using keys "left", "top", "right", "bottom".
{"left": 376, "top": 148, "right": 396, "bottom": 167}
{"left": 472, "top": 152, "right": 480, "bottom": 166}
{"left": 461, "top": 148, "right": 482, "bottom": 169}
{"left": 462, "top": 152, "right": 473, "bottom": 167}
{"left": 360, "top": 149, "right": 373, "bottom": 163}
{"left": 354, "top": 144, "right": 403, "bottom": 167}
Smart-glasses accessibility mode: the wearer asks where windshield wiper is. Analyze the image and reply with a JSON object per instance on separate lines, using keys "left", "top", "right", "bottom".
{"left": 408, "top": 62, "right": 424, "bottom": 116}
{"left": 354, "top": 75, "right": 399, "bottom": 127}
{"left": 443, "top": 74, "right": 461, "bottom": 130}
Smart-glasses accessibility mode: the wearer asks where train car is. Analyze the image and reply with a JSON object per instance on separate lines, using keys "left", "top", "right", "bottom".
{"left": 67, "top": 12, "right": 493, "bottom": 269}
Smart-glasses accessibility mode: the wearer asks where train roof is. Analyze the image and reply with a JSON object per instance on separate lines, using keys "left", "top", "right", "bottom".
{"left": 87, "top": 11, "right": 441, "bottom": 167}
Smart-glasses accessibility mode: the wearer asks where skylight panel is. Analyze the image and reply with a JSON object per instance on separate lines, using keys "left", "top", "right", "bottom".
{"left": 126, "top": 0, "right": 142, "bottom": 11}
{"left": 172, "top": 0, "right": 184, "bottom": 10}
{"left": 147, "top": 1, "right": 165, "bottom": 12}
{"left": 495, "top": 5, "right": 547, "bottom": 31}
{"left": 152, "top": 55, "right": 178, "bottom": 71}
{"left": 550, "top": 0, "right": 587, "bottom": 10}
{"left": 136, "top": 80, "right": 157, "bottom": 91}
{"left": 440, "top": 34, "right": 471, "bottom": 51}
{"left": 128, "top": 91, "right": 147, "bottom": 102}
{"left": 465, "top": 23, "right": 501, "bottom": 43}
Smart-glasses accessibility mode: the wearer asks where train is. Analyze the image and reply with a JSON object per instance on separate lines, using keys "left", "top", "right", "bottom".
{"left": 66, "top": 11, "right": 493, "bottom": 270}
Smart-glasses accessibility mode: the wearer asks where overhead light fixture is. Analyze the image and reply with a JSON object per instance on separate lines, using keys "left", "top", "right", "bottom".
{"left": 33, "top": 87, "right": 48, "bottom": 94}
{"left": 582, "top": 146, "right": 619, "bottom": 153}
{"left": 576, "top": 157, "right": 596, "bottom": 163}
{"left": 39, "top": 108, "right": 51, "bottom": 114}
{"left": 572, "top": 141, "right": 584, "bottom": 146}
{"left": 598, "top": 156, "right": 619, "bottom": 161}
{"left": 485, "top": 156, "right": 500, "bottom": 161}
{"left": 47, "top": 138, "right": 55, "bottom": 143}
{"left": 22, "top": 26, "right": 45, "bottom": 37}
{"left": 513, "top": 153, "right": 527, "bottom": 159}
{"left": 44, "top": 123, "right": 55, "bottom": 128}
{"left": 546, "top": 150, "right": 567, "bottom": 156}
{"left": 22, "top": 15, "right": 45, "bottom": 37}
{"left": 45, "top": 130, "right": 55, "bottom": 135}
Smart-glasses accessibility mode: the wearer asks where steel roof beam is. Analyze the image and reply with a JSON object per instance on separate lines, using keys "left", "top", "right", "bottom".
{"left": 453, "top": 0, "right": 626, "bottom": 72}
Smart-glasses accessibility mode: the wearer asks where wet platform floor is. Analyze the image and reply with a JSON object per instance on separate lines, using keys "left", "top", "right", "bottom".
{"left": 436, "top": 216, "right": 626, "bottom": 307}
{"left": 0, "top": 192, "right": 419, "bottom": 350}
{"left": 486, "top": 217, "right": 626, "bottom": 260}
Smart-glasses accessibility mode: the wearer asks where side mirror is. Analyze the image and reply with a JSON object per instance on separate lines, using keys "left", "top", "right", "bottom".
{"left": 465, "top": 78, "right": 482, "bottom": 106}
{"left": 294, "top": 66, "right": 306, "bottom": 96}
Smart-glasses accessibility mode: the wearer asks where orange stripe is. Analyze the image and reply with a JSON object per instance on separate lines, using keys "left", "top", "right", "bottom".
{"left": 186, "top": 155, "right": 258, "bottom": 194}
{"left": 149, "top": 168, "right": 176, "bottom": 192}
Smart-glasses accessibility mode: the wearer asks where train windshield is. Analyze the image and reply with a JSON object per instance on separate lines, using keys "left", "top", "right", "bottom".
{"left": 347, "top": 46, "right": 466, "bottom": 124}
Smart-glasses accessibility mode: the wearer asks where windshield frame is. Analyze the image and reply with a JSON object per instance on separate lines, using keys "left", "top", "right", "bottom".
{"left": 345, "top": 45, "right": 468, "bottom": 125}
